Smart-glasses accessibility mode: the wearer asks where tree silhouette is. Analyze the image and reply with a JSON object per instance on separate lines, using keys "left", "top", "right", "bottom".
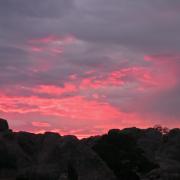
{"left": 153, "top": 125, "right": 169, "bottom": 134}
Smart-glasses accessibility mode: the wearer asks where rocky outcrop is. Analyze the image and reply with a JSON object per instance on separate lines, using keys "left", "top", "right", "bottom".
{"left": 1, "top": 119, "right": 180, "bottom": 180}
{"left": 83, "top": 127, "right": 180, "bottom": 180}
{"left": 0, "top": 118, "right": 9, "bottom": 132}
{"left": 90, "top": 129, "right": 158, "bottom": 180}
{"left": 0, "top": 119, "right": 117, "bottom": 180}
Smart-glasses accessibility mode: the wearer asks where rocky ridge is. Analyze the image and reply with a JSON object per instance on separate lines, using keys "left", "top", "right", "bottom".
{"left": 1, "top": 118, "right": 180, "bottom": 180}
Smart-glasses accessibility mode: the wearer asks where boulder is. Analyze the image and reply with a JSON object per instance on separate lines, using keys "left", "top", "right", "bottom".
{"left": 0, "top": 119, "right": 9, "bottom": 132}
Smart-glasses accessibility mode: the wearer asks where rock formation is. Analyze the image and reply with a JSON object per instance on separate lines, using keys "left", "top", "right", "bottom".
{"left": 0, "top": 118, "right": 9, "bottom": 132}
{"left": 0, "top": 119, "right": 116, "bottom": 180}
{"left": 1, "top": 119, "right": 180, "bottom": 179}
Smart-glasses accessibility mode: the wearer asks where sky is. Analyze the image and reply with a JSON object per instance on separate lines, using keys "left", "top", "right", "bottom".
{"left": 0, "top": 0, "right": 180, "bottom": 138}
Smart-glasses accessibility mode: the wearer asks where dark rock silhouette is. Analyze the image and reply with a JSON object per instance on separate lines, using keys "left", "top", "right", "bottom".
{"left": 0, "top": 119, "right": 116, "bottom": 180}
{"left": 83, "top": 128, "right": 180, "bottom": 180}
{"left": 0, "top": 118, "right": 9, "bottom": 132}
{"left": 91, "top": 129, "right": 158, "bottom": 180}
{"left": 68, "top": 162, "right": 78, "bottom": 180}
{"left": 1, "top": 119, "right": 180, "bottom": 179}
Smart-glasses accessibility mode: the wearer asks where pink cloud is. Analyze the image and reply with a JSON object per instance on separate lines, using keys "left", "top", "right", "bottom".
{"left": 27, "top": 34, "right": 76, "bottom": 55}
{"left": 1, "top": 53, "right": 180, "bottom": 137}
{"left": 79, "top": 66, "right": 164, "bottom": 91}
{"left": 33, "top": 83, "right": 77, "bottom": 95}
{"left": 0, "top": 94, "right": 121, "bottom": 121}
{"left": 28, "top": 35, "right": 75, "bottom": 44}
{"left": 32, "top": 121, "right": 51, "bottom": 127}
{"left": 144, "top": 54, "right": 178, "bottom": 87}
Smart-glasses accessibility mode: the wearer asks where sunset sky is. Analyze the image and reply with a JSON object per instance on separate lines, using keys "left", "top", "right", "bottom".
{"left": 0, "top": 0, "right": 180, "bottom": 138}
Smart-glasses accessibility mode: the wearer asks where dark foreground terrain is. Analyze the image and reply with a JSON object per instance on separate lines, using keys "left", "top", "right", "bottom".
{"left": 0, "top": 118, "right": 180, "bottom": 180}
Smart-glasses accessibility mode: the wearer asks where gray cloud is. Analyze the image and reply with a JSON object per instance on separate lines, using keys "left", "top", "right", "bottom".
{"left": 0, "top": 0, "right": 74, "bottom": 18}
{"left": 68, "top": 0, "right": 180, "bottom": 53}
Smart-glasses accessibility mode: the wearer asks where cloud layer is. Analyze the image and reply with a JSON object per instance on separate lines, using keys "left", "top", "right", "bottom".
{"left": 0, "top": 0, "right": 180, "bottom": 137}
